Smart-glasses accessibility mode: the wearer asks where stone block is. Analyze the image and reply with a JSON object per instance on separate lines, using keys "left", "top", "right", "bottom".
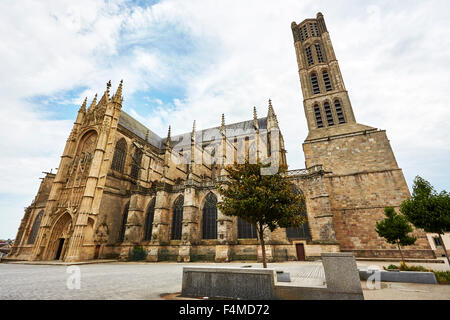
{"left": 359, "top": 269, "right": 438, "bottom": 284}
{"left": 276, "top": 271, "right": 291, "bottom": 282}
{"left": 321, "top": 252, "right": 363, "bottom": 294}
{"left": 181, "top": 266, "right": 277, "bottom": 299}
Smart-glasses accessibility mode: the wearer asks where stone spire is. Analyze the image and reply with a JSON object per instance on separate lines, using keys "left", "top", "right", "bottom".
{"left": 145, "top": 129, "right": 150, "bottom": 141}
{"left": 166, "top": 125, "right": 171, "bottom": 148}
{"left": 99, "top": 80, "right": 111, "bottom": 104}
{"left": 221, "top": 113, "right": 226, "bottom": 136}
{"left": 267, "top": 99, "right": 279, "bottom": 128}
{"left": 78, "top": 97, "right": 87, "bottom": 113}
{"left": 113, "top": 80, "right": 123, "bottom": 103}
{"left": 87, "top": 94, "right": 97, "bottom": 112}
{"left": 106, "top": 80, "right": 111, "bottom": 99}
{"left": 191, "top": 120, "right": 196, "bottom": 141}
{"left": 253, "top": 106, "right": 259, "bottom": 130}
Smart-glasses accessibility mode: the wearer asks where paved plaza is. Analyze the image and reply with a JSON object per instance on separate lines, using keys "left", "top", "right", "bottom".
{"left": 0, "top": 260, "right": 449, "bottom": 300}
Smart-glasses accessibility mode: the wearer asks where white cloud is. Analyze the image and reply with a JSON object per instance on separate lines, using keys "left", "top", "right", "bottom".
{"left": 1, "top": 0, "right": 449, "bottom": 238}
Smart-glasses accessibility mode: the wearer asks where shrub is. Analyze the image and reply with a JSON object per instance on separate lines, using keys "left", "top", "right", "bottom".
{"left": 386, "top": 264, "right": 399, "bottom": 270}
{"left": 434, "top": 271, "right": 450, "bottom": 284}
{"left": 129, "top": 246, "right": 147, "bottom": 261}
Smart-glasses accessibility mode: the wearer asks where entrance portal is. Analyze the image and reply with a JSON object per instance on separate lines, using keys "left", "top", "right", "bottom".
{"left": 55, "top": 238, "right": 65, "bottom": 260}
{"left": 45, "top": 212, "right": 73, "bottom": 261}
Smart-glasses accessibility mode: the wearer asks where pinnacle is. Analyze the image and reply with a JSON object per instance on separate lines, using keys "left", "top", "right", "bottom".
{"left": 113, "top": 79, "right": 123, "bottom": 102}
{"left": 166, "top": 125, "right": 171, "bottom": 148}
{"left": 106, "top": 80, "right": 112, "bottom": 98}
{"left": 88, "top": 94, "right": 97, "bottom": 111}
{"left": 79, "top": 97, "right": 87, "bottom": 112}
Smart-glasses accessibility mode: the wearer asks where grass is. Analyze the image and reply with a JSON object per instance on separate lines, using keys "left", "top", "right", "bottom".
{"left": 383, "top": 263, "right": 450, "bottom": 284}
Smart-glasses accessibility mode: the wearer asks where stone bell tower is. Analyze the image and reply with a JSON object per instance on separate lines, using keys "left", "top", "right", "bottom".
{"left": 290, "top": 13, "right": 434, "bottom": 258}
{"left": 291, "top": 12, "right": 375, "bottom": 145}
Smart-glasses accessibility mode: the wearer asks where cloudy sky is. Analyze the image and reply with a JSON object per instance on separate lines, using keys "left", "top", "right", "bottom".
{"left": 1, "top": 0, "right": 449, "bottom": 239}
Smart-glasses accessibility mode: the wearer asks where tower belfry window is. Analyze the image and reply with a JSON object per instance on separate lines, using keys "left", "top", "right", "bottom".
{"left": 299, "top": 28, "right": 305, "bottom": 41}
{"left": 334, "top": 100, "right": 346, "bottom": 124}
{"left": 310, "top": 23, "right": 319, "bottom": 37}
{"left": 324, "top": 102, "right": 334, "bottom": 126}
{"left": 302, "top": 25, "right": 309, "bottom": 39}
{"left": 305, "top": 47, "right": 314, "bottom": 66}
{"left": 315, "top": 44, "right": 325, "bottom": 63}
{"left": 323, "top": 71, "right": 332, "bottom": 91}
{"left": 314, "top": 23, "right": 320, "bottom": 36}
{"left": 310, "top": 73, "right": 320, "bottom": 94}
{"left": 314, "top": 104, "right": 324, "bottom": 128}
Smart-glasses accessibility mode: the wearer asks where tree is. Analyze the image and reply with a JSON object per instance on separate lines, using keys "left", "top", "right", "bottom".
{"left": 376, "top": 207, "right": 417, "bottom": 265}
{"left": 218, "top": 162, "right": 306, "bottom": 268}
{"left": 400, "top": 176, "right": 450, "bottom": 265}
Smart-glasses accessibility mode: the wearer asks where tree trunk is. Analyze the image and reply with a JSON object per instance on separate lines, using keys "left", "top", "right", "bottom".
{"left": 258, "top": 224, "right": 267, "bottom": 269}
{"left": 438, "top": 233, "right": 450, "bottom": 266}
{"left": 397, "top": 242, "right": 406, "bottom": 266}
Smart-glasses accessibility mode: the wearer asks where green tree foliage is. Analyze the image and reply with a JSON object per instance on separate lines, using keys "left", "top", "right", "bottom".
{"left": 376, "top": 207, "right": 417, "bottom": 265}
{"left": 400, "top": 176, "right": 450, "bottom": 265}
{"left": 218, "top": 162, "right": 306, "bottom": 268}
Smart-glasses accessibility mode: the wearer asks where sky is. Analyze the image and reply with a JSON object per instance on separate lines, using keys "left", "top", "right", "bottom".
{"left": 1, "top": 0, "right": 449, "bottom": 239}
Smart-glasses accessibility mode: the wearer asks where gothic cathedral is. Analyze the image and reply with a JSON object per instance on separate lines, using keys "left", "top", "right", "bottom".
{"left": 7, "top": 13, "right": 433, "bottom": 263}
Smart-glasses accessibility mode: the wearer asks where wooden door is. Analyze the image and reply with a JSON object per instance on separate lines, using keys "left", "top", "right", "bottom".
{"left": 296, "top": 243, "right": 306, "bottom": 261}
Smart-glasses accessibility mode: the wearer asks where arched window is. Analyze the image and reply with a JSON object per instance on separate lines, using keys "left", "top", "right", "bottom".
{"left": 299, "top": 28, "right": 305, "bottom": 41}
{"left": 27, "top": 210, "right": 43, "bottom": 244}
{"left": 302, "top": 25, "right": 309, "bottom": 39}
{"left": 322, "top": 71, "right": 332, "bottom": 91}
{"left": 111, "top": 138, "right": 127, "bottom": 173}
{"left": 286, "top": 186, "right": 311, "bottom": 240}
{"left": 305, "top": 47, "right": 314, "bottom": 66}
{"left": 314, "top": 104, "right": 324, "bottom": 128}
{"left": 130, "top": 146, "right": 143, "bottom": 179}
{"left": 202, "top": 193, "right": 218, "bottom": 239}
{"left": 144, "top": 198, "right": 156, "bottom": 241}
{"left": 334, "top": 100, "right": 346, "bottom": 124}
{"left": 238, "top": 217, "right": 257, "bottom": 239}
{"left": 324, "top": 102, "right": 334, "bottom": 126}
{"left": 310, "top": 73, "right": 320, "bottom": 94}
{"left": 310, "top": 22, "right": 319, "bottom": 37}
{"left": 171, "top": 196, "right": 184, "bottom": 240}
{"left": 119, "top": 202, "right": 129, "bottom": 242}
{"left": 315, "top": 44, "right": 325, "bottom": 63}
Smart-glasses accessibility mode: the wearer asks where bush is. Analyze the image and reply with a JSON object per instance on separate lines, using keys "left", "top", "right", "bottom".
{"left": 434, "top": 271, "right": 450, "bottom": 284}
{"left": 129, "top": 246, "right": 147, "bottom": 261}
{"left": 385, "top": 264, "right": 399, "bottom": 270}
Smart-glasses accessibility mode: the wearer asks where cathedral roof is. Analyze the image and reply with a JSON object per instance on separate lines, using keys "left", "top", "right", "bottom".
{"left": 118, "top": 111, "right": 165, "bottom": 149}
{"left": 118, "top": 110, "right": 269, "bottom": 150}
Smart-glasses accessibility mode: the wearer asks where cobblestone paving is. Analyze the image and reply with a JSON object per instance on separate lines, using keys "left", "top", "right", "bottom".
{"left": 0, "top": 261, "right": 327, "bottom": 300}
{"left": 1, "top": 260, "right": 448, "bottom": 300}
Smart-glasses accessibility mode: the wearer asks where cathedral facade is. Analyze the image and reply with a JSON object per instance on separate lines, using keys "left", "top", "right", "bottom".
{"left": 7, "top": 13, "right": 434, "bottom": 263}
